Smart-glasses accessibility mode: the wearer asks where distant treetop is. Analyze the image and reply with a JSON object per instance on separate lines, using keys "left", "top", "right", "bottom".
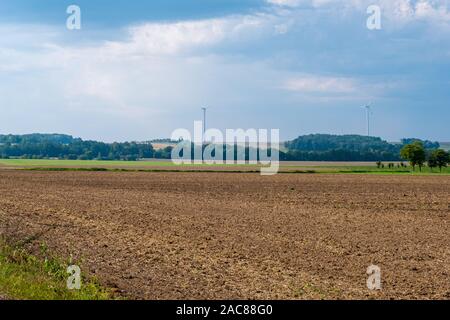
{"left": 400, "top": 138, "right": 440, "bottom": 150}
{"left": 0, "top": 133, "right": 77, "bottom": 145}
{"left": 286, "top": 134, "right": 396, "bottom": 152}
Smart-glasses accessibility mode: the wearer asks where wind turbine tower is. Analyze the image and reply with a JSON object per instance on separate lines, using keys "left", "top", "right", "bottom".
{"left": 201, "top": 107, "right": 207, "bottom": 143}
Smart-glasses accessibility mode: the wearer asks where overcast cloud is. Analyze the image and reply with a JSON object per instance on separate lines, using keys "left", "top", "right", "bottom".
{"left": 0, "top": 0, "right": 449, "bottom": 142}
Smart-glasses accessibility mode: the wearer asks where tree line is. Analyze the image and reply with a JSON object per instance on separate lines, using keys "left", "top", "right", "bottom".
{"left": 0, "top": 133, "right": 447, "bottom": 166}
{"left": 0, "top": 134, "right": 154, "bottom": 161}
{"left": 282, "top": 134, "right": 440, "bottom": 162}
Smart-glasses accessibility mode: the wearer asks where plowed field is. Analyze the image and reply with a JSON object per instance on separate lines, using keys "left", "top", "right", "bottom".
{"left": 0, "top": 170, "right": 449, "bottom": 299}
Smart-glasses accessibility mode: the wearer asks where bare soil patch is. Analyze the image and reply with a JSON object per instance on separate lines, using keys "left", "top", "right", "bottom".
{"left": 0, "top": 170, "right": 449, "bottom": 299}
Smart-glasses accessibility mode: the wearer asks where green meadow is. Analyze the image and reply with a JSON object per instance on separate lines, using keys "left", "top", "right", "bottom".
{"left": 0, "top": 159, "right": 448, "bottom": 174}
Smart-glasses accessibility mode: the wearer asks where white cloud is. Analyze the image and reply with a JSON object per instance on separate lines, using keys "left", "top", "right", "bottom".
{"left": 267, "top": 0, "right": 450, "bottom": 27}
{"left": 281, "top": 74, "right": 401, "bottom": 102}
{"left": 283, "top": 75, "right": 357, "bottom": 93}
{"left": 267, "top": 0, "right": 343, "bottom": 8}
{"left": 267, "top": 0, "right": 303, "bottom": 7}
{"left": 1, "top": 1, "right": 449, "bottom": 140}
{"left": 414, "top": 0, "right": 450, "bottom": 22}
{"left": 103, "top": 14, "right": 279, "bottom": 56}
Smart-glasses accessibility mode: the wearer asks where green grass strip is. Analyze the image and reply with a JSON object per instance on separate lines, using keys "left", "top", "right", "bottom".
{"left": 0, "top": 239, "right": 114, "bottom": 300}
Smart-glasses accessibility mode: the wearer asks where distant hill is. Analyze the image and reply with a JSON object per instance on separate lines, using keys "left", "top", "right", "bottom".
{"left": 0, "top": 133, "right": 444, "bottom": 162}
{"left": 0, "top": 133, "right": 154, "bottom": 161}
{"left": 283, "top": 134, "right": 440, "bottom": 162}
{"left": 286, "top": 134, "right": 399, "bottom": 152}
{"left": 0, "top": 133, "right": 77, "bottom": 145}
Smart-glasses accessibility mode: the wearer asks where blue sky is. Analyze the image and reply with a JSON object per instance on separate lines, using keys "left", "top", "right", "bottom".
{"left": 0, "top": 0, "right": 263, "bottom": 27}
{"left": 0, "top": 0, "right": 449, "bottom": 142}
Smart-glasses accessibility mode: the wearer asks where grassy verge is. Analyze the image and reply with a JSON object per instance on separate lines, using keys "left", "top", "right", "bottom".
{"left": 0, "top": 239, "right": 113, "bottom": 300}
{"left": 2, "top": 159, "right": 449, "bottom": 175}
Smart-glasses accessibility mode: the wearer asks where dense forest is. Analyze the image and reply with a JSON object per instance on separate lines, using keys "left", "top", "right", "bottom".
{"left": 286, "top": 134, "right": 404, "bottom": 161}
{"left": 283, "top": 134, "right": 440, "bottom": 161}
{"left": 0, "top": 134, "right": 154, "bottom": 161}
{"left": 0, "top": 133, "right": 441, "bottom": 162}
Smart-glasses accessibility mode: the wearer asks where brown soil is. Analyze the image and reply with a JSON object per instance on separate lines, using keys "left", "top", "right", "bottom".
{"left": 0, "top": 170, "right": 449, "bottom": 300}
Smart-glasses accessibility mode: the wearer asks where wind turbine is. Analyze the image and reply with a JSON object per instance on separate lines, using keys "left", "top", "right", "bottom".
{"left": 363, "top": 104, "right": 373, "bottom": 136}
{"left": 201, "top": 107, "right": 207, "bottom": 144}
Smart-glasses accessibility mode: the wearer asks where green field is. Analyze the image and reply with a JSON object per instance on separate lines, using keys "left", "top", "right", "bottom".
{"left": 0, "top": 159, "right": 448, "bottom": 174}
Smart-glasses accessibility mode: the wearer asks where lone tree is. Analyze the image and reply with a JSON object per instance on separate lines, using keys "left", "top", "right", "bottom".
{"left": 429, "top": 149, "right": 450, "bottom": 172}
{"left": 400, "top": 142, "right": 426, "bottom": 172}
